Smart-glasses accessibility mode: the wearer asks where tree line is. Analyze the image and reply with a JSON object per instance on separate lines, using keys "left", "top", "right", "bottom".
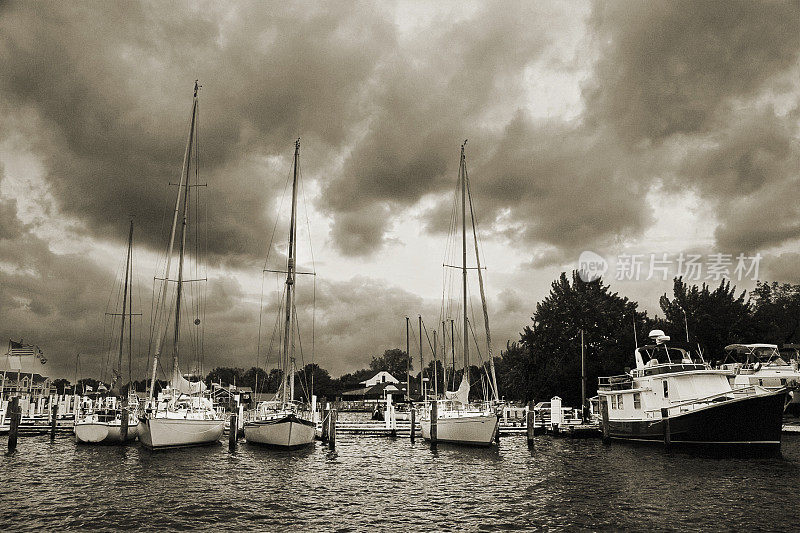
{"left": 53, "top": 273, "right": 800, "bottom": 407}
{"left": 494, "top": 272, "right": 800, "bottom": 407}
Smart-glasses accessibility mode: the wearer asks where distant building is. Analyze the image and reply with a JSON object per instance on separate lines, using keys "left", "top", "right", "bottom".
{"left": 0, "top": 339, "right": 54, "bottom": 400}
{"left": 360, "top": 371, "right": 400, "bottom": 387}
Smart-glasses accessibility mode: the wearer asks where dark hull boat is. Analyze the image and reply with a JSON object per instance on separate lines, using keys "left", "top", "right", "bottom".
{"left": 603, "top": 389, "right": 785, "bottom": 449}
{"left": 599, "top": 330, "right": 788, "bottom": 453}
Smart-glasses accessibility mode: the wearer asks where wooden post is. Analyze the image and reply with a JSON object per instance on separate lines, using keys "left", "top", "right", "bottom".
{"left": 661, "top": 408, "right": 670, "bottom": 448}
{"left": 120, "top": 406, "right": 128, "bottom": 441}
{"left": 526, "top": 401, "right": 535, "bottom": 445}
{"left": 7, "top": 397, "right": 20, "bottom": 455}
{"left": 430, "top": 400, "right": 438, "bottom": 446}
{"left": 229, "top": 412, "right": 238, "bottom": 451}
{"left": 600, "top": 396, "right": 610, "bottom": 442}
{"left": 495, "top": 412, "right": 501, "bottom": 443}
{"left": 50, "top": 401, "right": 59, "bottom": 440}
{"left": 329, "top": 408, "right": 337, "bottom": 450}
{"left": 410, "top": 406, "right": 416, "bottom": 443}
{"left": 321, "top": 403, "right": 329, "bottom": 442}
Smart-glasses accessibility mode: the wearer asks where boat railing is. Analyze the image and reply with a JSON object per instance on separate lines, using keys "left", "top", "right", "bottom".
{"left": 645, "top": 385, "right": 774, "bottom": 417}
{"left": 597, "top": 375, "right": 633, "bottom": 391}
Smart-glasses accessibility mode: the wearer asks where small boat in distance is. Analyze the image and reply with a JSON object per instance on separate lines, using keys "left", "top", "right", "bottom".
{"left": 138, "top": 81, "right": 224, "bottom": 449}
{"left": 75, "top": 221, "right": 139, "bottom": 444}
{"left": 244, "top": 139, "right": 315, "bottom": 449}
{"left": 598, "top": 330, "right": 786, "bottom": 451}
{"left": 420, "top": 141, "right": 499, "bottom": 446}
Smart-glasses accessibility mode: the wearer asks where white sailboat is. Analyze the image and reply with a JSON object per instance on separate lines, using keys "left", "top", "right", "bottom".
{"left": 138, "top": 81, "right": 224, "bottom": 449}
{"left": 244, "top": 139, "right": 315, "bottom": 448}
{"left": 76, "top": 221, "right": 139, "bottom": 444}
{"left": 421, "top": 141, "right": 499, "bottom": 446}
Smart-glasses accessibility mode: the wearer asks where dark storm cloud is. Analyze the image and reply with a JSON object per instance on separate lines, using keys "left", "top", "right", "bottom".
{"left": 0, "top": 1, "right": 392, "bottom": 263}
{"left": 320, "top": 2, "right": 557, "bottom": 255}
{"left": 586, "top": 0, "right": 800, "bottom": 143}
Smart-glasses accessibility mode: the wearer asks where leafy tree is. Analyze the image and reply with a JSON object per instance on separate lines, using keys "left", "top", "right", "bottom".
{"left": 500, "top": 272, "right": 645, "bottom": 404}
{"left": 52, "top": 378, "right": 71, "bottom": 395}
{"left": 750, "top": 282, "right": 800, "bottom": 345}
{"left": 338, "top": 368, "right": 376, "bottom": 390}
{"left": 242, "top": 367, "right": 269, "bottom": 390}
{"left": 295, "top": 363, "right": 337, "bottom": 400}
{"left": 205, "top": 367, "right": 245, "bottom": 387}
{"left": 659, "top": 277, "right": 753, "bottom": 363}
{"left": 369, "top": 348, "right": 411, "bottom": 379}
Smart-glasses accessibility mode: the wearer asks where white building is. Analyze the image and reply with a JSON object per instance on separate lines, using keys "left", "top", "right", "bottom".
{"left": 360, "top": 371, "right": 399, "bottom": 387}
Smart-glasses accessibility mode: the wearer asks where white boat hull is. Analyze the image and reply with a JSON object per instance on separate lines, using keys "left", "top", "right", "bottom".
{"left": 421, "top": 412, "right": 499, "bottom": 446}
{"left": 75, "top": 421, "right": 138, "bottom": 444}
{"left": 137, "top": 417, "right": 224, "bottom": 449}
{"left": 244, "top": 414, "right": 315, "bottom": 448}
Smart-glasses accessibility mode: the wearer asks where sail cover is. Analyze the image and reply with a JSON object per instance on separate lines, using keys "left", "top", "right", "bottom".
{"left": 445, "top": 375, "right": 470, "bottom": 405}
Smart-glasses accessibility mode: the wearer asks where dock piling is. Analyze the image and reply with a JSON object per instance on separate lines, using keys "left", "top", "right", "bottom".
{"left": 430, "top": 401, "right": 438, "bottom": 446}
{"left": 526, "top": 401, "right": 535, "bottom": 445}
{"left": 329, "top": 408, "right": 337, "bottom": 450}
{"left": 229, "top": 412, "right": 238, "bottom": 451}
{"left": 599, "top": 397, "right": 610, "bottom": 442}
{"left": 410, "top": 406, "right": 416, "bottom": 443}
{"left": 661, "top": 408, "right": 671, "bottom": 448}
{"left": 7, "top": 397, "right": 20, "bottom": 455}
{"left": 120, "top": 406, "right": 128, "bottom": 441}
{"left": 50, "top": 402, "right": 59, "bottom": 441}
{"left": 321, "top": 403, "right": 330, "bottom": 442}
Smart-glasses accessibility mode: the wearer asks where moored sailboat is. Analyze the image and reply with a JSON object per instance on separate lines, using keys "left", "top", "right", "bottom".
{"left": 75, "top": 221, "right": 139, "bottom": 444}
{"left": 244, "top": 139, "right": 315, "bottom": 448}
{"left": 138, "top": 81, "right": 224, "bottom": 449}
{"left": 420, "top": 141, "right": 499, "bottom": 446}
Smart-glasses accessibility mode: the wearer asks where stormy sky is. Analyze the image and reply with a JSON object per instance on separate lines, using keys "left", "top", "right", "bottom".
{"left": 1, "top": 1, "right": 799, "bottom": 382}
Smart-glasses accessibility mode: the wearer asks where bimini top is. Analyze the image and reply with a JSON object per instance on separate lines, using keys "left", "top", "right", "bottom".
{"left": 724, "top": 343, "right": 778, "bottom": 352}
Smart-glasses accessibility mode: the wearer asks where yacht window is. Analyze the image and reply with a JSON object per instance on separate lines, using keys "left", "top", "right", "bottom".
{"left": 781, "top": 379, "right": 787, "bottom": 385}
{"left": 663, "top": 380, "right": 669, "bottom": 398}
{"left": 633, "top": 393, "right": 641, "bottom": 409}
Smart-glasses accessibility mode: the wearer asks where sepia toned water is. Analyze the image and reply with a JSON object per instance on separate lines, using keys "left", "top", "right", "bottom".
{"left": 2, "top": 429, "right": 800, "bottom": 531}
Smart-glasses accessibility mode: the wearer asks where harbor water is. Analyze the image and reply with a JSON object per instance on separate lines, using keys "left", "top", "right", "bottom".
{"left": 3, "top": 432, "right": 800, "bottom": 531}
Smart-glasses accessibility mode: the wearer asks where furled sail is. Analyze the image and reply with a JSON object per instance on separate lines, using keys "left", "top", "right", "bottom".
{"left": 445, "top": 375, "right": 470, "bottom": 405}
{"left": 172, "top": 372, "right": 207, "bottom": 394}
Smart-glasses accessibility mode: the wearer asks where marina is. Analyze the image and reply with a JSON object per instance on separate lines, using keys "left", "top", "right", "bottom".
{"left": 2, "top": 1, "right": 800, "bottom": 531}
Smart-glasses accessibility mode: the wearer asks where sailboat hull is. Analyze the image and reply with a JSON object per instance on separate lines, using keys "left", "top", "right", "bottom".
{"left": 244, "top": 414, "right": 315, "bottom": 448}
{"left": 75, "top": 420, "right": 138, "bottom": 444}
{"left": 137, "top": 417, "right": 224, "bottom": 449}
{"left": 421, "top": 411, "right": 499, "bottom": 446}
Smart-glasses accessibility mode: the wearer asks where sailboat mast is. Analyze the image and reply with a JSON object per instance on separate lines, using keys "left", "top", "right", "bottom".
{"left": 406, "top": 316, "right": 410, "bottom": 402}
{"left": 450, "top": 319, "right": 455, "bottom": 387}
{"left": 581, "top": 329, "right": 586, "bottom": 422}
{"left": 461, "top": 141, "right": 469, "bottom": 384}
{"left": 128, "top": 223, "right": 134, "bottom": 390}
{"left": 282, "top": 139, "right": 300, "bottom": 406}
{"left": 117, "top": 221, "right": 133, "bottom": 390}
{"left": 148, "top": 81, "right": 198, "bottom": 403}
{"left": 419, "top": 315, "right": 423, "bottom": 397}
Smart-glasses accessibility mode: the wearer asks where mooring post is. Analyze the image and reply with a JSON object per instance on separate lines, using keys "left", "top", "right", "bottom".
{"left": 410, "top": 406, "right": 416, "bottom": 443}
{"left": 526, "top": 401, "right": 535, "bottom": 445}
{"left": 599, "top": 397, "right": 610, "bottom": 442}
{"left": 120, "top": 405, "right": 129, "bottom": 441}
{"left": 495, "top": 412, "right": 501, "bottom": 443}
{"left": 329, "top": 407, "right": 337, "bottom": 450}
{"left": 50, "top": 401, "right": 59, "bottom": 441}
{"left": 321, "top": 403, "right": 329, "bottom": 442}
{"left": 430, "top": 400, "right": 438, "bottom": 446}
{"left": 7, "top": 397, "right": 20, "bottom": 455}
{"left": 661, "top": 408, "right": 671, "bottom": 448}
{"left": 229, "top": 412, "right": 238, "bottom": 451}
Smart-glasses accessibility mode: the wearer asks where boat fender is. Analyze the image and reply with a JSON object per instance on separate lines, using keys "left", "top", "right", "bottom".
{"left": 753, "top": 362, "right": 762, "bottom": 372}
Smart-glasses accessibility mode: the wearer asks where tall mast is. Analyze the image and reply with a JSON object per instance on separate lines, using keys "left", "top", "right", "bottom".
{"left": 406, "top": 316, "right": 410, "bottom": 402}
{"left": 581, "top": 329, "right": 586, "bottom": 422}
{"left": 117, "top": 221, "right": 133, "bottom": 391}
{"left": 128, "top": 223, "right": 134, "bottom": 391}
{"left": 419, "top": 315, "right": 423, "bottom": 397}
{"left": 282, "top": 139, "right": 300, "bottom": 406}
{"left": 149, "top": 81, "right": 198, "bottom": 403}
{"left": 450, "top": 319, "right": 455, "bottom": 388}
{"left": 433, "top": 330, "right": 438, "bottom": 398}
{"left": 460, "top": 141, "right": 469, "bottom": 384}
